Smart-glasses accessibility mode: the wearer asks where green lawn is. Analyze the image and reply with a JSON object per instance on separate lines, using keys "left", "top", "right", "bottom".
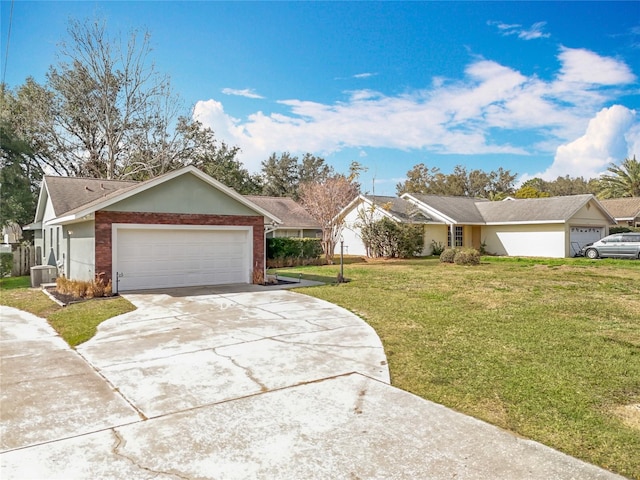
{"left": 0, "top": 276, "right": 136, "bottom": 347}
{"left": 275, "top": 257, "right": 640, "bottom": 479}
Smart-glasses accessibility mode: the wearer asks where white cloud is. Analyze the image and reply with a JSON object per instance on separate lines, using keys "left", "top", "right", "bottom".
{"left": 556, "top": 47, "right": 636, "bottom": 85}
{"left": 489, "top": 20, "right": 550, "bottom": 40}
{"left": 353, "top": 72, "right": 377, "bottom": 79}
{"left": 221, "top": 88, "right": 264, "bottom": 99}
{"left": 534, "top": 105, "right": 637, "bottom": 180}
{"left": 193, "top": 48, "right": 637, "bottom": 173}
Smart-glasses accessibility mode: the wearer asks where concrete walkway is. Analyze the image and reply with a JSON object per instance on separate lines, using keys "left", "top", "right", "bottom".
{"left": 0, "top": 285, "right": 626, "bottom": 479}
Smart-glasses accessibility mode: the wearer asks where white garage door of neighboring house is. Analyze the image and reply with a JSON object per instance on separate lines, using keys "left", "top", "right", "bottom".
{"left": 114, "top": 226, "right": 251, "bottom": 291}
{"left": 570, "top": 226, "right": 604, "bottom": 256}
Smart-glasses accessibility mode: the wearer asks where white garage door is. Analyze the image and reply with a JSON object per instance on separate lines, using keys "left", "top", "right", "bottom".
{"left": 570, "top": 226, "right": 604, "bottom": 256}
{"left": 115, "top": 226, "right": 251, "bottom": 291}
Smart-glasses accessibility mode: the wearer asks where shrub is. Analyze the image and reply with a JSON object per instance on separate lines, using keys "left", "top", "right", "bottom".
{"left": 361, "top": 217, "right": 424, "bottom": 258}
{"left": 55, "top": 275, "right": 113, "bottom": 300}
{"left": 0, "top": 252, "right": 13, "bottom": 277}
{"left": 454, "top": 248, "right": 481, "bottom": 266}
{"left": 430, "top": 240, "right": 445, "bottom": 256}
{"left": 266, "top": 237, "right": 323, "bottom": 267}
{"left": 439, "top": 248, "right": 458, "bottom": 263}
{"left": 56, "top": 276, "right": 71, "bottom": 295}
{"left": 73, "top": 281, "right": 90, "bottom": 298}
{"left": 610, "top": 225, "right": 640, "bottom": 234}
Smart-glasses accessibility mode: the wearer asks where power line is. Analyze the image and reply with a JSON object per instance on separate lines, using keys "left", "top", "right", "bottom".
{"left": 2, "top": 0, "right": 15, "bottom": 85}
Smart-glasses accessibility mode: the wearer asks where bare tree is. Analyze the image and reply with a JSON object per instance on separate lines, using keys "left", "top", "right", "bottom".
{"left": 9, "top": 18, "right": 181, "bottom": 179}
{"left": 299, "top": 175, "right": 360, "bottom": 264}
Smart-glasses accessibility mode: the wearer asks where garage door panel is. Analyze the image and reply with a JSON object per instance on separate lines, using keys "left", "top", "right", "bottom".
{"left": 570, "top": 226, "right": 603, "bottom": 256}
{"left": 116, "top": 227, "right": 250, "bottom": 291}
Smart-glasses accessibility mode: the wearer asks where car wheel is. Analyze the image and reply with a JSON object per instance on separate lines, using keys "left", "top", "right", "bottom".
{"left": 585, "top": 248, "right": 599, "bottom": 259}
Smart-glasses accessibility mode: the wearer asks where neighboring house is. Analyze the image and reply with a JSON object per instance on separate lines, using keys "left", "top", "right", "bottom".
{"left": 599, "top": 198, "right": 640, "bottom": 227}
{"left": 2, "top": 222, "right": 23, "bottom": 244}
{"left": 336, "top": 195, "right": 435, "bottom": 256}
{"left": 336, "top": 193, "right": 615, "bottom": 258}
{"left": 245, "top": 196, "right": 321, "bottom": 238}
{"left": 25, "top": 167, "right": 280, "bottom": 292}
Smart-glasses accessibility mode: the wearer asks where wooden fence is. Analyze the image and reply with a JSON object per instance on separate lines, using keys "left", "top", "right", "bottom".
{"left": 12, "top": 245, "right": 37, "bottom": 276}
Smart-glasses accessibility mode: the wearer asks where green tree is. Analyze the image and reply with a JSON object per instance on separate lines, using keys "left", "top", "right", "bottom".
{"left": 0, "top": 122, "right": 41, "bottom": 228}
{"left": 514, "top": 185, "right": 550, "bottom": 198}
{"left": 261, "top": 152, "right": 335, "bottom": 199}
{"left": 261, "top": 152, "right": 300, "bottom": 198}
{"left": 298, "top": 153, "right": 333, "bottom": 186}
{"left": 397, "top": 163, "right": 516, "bottom": 198}
{"left": 396, "top": 163, "right": 441, "bottom": 195}
{"left": 172, "top": 119, "right": 261, "bottom": 194}
{"left": 598, "top": 156, "right": 640, "bottom": 198}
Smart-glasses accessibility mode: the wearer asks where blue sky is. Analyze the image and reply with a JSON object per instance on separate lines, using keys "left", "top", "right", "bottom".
{"left": 2, "top": 1, "right": 639, "bottom": 194}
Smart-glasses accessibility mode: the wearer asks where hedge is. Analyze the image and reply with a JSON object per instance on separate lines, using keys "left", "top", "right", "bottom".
{"left": 266, "top": 237, "right": 323, "bottom": 267}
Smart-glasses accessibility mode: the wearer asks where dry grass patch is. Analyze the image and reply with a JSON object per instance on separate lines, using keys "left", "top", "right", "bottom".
{"left": 610, "top": 404, "right": 640, "bottom": 431}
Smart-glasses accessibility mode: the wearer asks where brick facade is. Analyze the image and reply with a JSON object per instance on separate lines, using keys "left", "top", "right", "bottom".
{"left": 94, "top": 211, "right": 265, "bottom": 286}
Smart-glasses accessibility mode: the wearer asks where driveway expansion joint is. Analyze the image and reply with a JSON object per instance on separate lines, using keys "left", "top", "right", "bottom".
{"left": 74, "top": 349, "right": 147, "bottom": 421}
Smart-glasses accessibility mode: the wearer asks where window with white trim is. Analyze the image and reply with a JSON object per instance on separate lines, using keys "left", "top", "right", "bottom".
{"left": 447, "top": 226, "right": 463, "bottom": 247}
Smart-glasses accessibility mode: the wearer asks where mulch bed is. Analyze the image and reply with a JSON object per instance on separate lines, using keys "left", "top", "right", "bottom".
{"left": 43, "top": 287, "right": 116, "bottom": 306}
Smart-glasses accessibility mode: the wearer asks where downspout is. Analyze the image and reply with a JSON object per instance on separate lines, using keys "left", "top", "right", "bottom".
{"left": 264, "top": 222, "right": 278, "bottom": 283}
{"left": 450, "top": 223, "right": 455, "bottom": 247}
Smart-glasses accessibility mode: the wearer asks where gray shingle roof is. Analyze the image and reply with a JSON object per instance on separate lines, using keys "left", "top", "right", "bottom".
{"left": 406, "top": 194, "right": 488, "bottom": 223}
{"left": 44, "top": 176, "right": 138, "bottom": 217}
{"left": 476, "top": 195, "right": 594, "bottom": 223}
{"left": 599, "top": 198, "right": 640, "bottom": 220}
{"left": 245, "top": 196, "right": 320, "bottom": 229}
{"left": 363, "top": 195, "right": 434, "bottom": 223}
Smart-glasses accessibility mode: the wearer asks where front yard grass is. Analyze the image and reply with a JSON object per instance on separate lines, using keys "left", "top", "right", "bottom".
{"left": 275, "top": 257, "right": 640, "bottom": 479}
{"left": 0, "top": 276, "right": 135, "bottom": 347}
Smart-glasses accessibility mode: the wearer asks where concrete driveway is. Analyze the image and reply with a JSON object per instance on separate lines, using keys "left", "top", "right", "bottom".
{"left": 1, "top": 285, "right": 625, "bottom": 479}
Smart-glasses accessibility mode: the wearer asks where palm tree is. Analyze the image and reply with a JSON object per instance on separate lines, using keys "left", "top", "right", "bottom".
{"left": 598, "top": 156, "right": 640, "bottom": 198}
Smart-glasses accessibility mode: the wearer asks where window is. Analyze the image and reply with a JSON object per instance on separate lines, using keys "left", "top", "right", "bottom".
{"left": 447, "top": 226, "right": 463, "bottom": 247}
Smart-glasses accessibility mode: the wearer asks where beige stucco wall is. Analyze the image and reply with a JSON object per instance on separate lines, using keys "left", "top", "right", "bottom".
{"left": 423, "top": 225, "right": 448, "bottom": 255}
{"left": 103, "top": 174, "right": 257, "bottom": 216}
{"left": 570, "top": 201, "right": 611, "bottom": 226}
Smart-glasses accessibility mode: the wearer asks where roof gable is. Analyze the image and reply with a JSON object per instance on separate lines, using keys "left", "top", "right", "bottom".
{"left": 336, "top": 194, "right": 434, "bottom": 224}
{"left": 40, "top": 167, "right": 280, "bottom": 225}
{"left": 402, "top": 194, "right": 488, "bottom": 223}
{"left": 34, "top": 176, "right": 136, "bottom": 222}
{"left": 363, "top": 195, "right": 434, "bottom": 223}
{"left": 104, "top": 174, "right": 258, "bottom": 216}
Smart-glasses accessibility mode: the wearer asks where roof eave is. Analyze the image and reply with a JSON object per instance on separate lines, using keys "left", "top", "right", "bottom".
{"left": 483, "top": 220, "right": 566, "bottom": 225}
{"left": 46, "top": 213, "right": 95, "bottom": 226}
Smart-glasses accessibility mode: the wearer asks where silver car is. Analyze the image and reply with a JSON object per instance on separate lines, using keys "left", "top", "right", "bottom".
{"left": 581, "top": 233, "right": 640, "bottom": 259}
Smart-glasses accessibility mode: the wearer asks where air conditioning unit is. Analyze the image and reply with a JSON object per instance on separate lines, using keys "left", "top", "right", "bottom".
{"left": 30, "top": 265, "right": 58, "bottom": 287}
